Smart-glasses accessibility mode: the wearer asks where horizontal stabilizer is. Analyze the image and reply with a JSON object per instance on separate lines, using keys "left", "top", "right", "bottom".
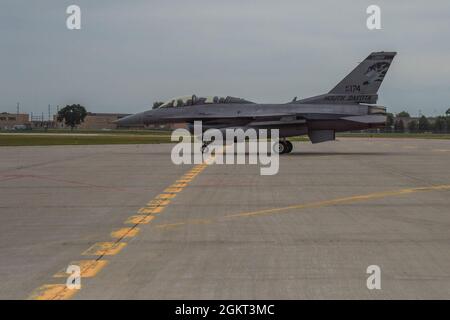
{"left": 341, "top": 115, "right": 386, "bottom": 124}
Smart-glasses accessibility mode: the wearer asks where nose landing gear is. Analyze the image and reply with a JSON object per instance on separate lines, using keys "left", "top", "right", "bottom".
{"left": 201, "top": 140, "right": 213, "bottom": 153}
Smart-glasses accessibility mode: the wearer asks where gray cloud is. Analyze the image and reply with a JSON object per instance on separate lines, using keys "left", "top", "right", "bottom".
{"left": 1, "top": 0, "right": 449, "bottom": 116}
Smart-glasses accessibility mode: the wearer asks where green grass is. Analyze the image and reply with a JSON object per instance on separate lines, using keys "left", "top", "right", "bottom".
{"left": 0, "top": 134, "right": 173, "bottom": 146}
{"left": 1, "top": 131, "right": 449, "bottom": 146}
{"left": 285, "top": 136, "right": 310, "bottom": 142}
{"left": 5, "top": 128, "right": 172, "bottom": 135}
{"left": 337, "top": 132, "right": 450, "bottom": 139}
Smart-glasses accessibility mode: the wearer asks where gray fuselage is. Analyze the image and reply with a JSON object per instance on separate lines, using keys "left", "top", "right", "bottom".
{"left": 118, "top": 102, "right": 385, "bottom": 139}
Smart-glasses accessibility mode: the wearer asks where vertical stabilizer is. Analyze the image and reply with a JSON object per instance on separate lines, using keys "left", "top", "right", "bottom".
{"left": 297, "top": 51, "right": 396, "bottom": 104}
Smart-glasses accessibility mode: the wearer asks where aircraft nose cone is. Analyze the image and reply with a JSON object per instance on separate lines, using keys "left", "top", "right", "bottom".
{"left": 116, "top": 112, "right": 144, "bottom": 127}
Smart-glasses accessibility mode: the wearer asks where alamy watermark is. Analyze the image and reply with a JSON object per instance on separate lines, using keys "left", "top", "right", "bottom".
{"left": 367, "top": 5, "right": 381, "bottom": 30}
{"left": 66, "top": 264, "right": 81, "bottom": 289}
{"left": 66, "top": 5, "right": 81, "bottom": 30}
{"left": 171, "top": 121, "right": 280, "bottom": 176}
{"left": 64, "top": 5, "right": 382, "bottom": 31}
{"left": 366, "top": 265, "right": 381, "bottom": 290}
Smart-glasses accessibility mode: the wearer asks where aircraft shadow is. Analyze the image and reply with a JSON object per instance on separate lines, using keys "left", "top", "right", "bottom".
{"left": 286, "top": 151, "right": 396, "bottom": 157}
{"left": 230, "top": 151, "right": 397, "bottom": 156}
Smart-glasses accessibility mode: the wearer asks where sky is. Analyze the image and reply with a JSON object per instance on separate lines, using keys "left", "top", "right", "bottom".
{"left": 1, "top": 0, "right": 449, "bottom": 118}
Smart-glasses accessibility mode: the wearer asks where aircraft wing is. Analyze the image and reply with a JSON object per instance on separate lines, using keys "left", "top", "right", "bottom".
{"left": 159, "top": 112, "right": 301, "bottom": 123}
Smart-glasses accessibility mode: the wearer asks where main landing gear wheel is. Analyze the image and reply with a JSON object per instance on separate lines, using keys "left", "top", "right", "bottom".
{"left": 273, "top": 140, "right": 293, "bottom": 154}
{"left": 285, "top": 141, "right": 293, "bottom": 153}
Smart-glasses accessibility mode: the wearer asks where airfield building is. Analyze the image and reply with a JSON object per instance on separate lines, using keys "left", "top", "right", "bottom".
{"left": 0, "top": 112, "right": 30, "bottom": 130}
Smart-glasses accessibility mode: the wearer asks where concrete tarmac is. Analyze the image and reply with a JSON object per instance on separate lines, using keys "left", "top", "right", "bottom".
{"left": 0, "top": 138, "right": 449, "bottom": 299}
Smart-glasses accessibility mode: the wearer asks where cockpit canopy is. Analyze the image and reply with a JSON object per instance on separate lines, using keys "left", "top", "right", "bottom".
{"left": 158, "top": 95, "right": 254, "bottom": 108}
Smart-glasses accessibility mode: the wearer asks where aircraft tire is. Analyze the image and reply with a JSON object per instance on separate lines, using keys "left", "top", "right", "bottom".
{"left": 273, "top": 141, "right": 288, "bottom": 154}
{"left": 285, "top": 141, "right": 293, "bottom": 153}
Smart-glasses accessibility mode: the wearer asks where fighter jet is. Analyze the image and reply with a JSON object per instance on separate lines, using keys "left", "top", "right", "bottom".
{"left": 117, "top": 51, "right": 396, "bottom": 153}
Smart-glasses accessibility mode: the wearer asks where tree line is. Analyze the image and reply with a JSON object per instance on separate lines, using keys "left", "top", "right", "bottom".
{"left": 385, "top": 108, "right": 450, "bottom": 133}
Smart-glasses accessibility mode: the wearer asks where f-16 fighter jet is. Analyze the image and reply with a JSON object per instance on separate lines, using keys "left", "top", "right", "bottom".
{"left": 117, "top": 51, "right": 396, "bottom": 153}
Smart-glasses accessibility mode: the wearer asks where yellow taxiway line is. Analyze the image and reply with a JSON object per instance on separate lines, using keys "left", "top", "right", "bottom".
{"left": 28, "top": 162, "right": 209, "bottom": 300}
{"left": 155, "top": 184, "right": 450, "bottom": 229}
